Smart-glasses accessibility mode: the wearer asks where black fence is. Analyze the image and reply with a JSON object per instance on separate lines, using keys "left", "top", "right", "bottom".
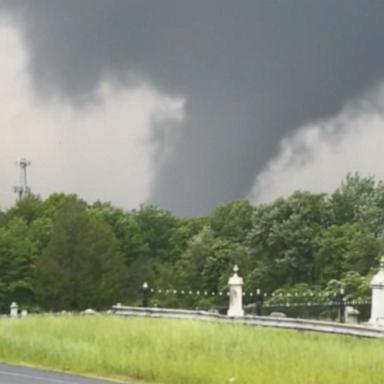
{"left": 144, "top": 287, "right": 229, "bottom": 313}
{"left": 137, "top": 284, "right": 371, "bottom": 323}
{"left": 243, "top": 292, "right": 371, "bottom": 322}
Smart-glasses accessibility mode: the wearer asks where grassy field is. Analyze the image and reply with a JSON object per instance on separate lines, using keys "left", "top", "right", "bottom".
{"left": 0, "top": 315, "right": 383, "bottom": 384}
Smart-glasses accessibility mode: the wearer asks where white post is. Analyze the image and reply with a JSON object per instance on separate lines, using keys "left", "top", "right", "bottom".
{"left": 227, "top": 265, "right": 244, "bottom": 318}
{"left": 369, "top": 256, "right": 384, "bottom": 326}
{"left": 10, "top": 302, "right": 18, "bottom": 318}
{"left": 345, "top": 306, "right": 359, "bottom": 324}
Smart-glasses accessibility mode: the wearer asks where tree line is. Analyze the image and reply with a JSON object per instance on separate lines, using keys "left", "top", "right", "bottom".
{"left": 0, "top": 174, "right": 382, "bottom": 312}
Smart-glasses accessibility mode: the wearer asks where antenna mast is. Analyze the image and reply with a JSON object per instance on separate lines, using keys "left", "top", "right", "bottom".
{"left": 14, "top": 158, "right": 31, "bottom": 200}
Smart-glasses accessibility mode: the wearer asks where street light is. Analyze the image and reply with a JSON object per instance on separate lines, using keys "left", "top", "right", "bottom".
{"left": 337, "top": 288, "right": 345, "bottom": 323}
{"left": 255, "top": 288, "right": 263, "bottom": 316}
{"left": 142, "top": 282, "right": 149, "bottom": 307}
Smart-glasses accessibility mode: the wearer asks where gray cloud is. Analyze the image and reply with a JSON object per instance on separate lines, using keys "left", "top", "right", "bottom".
{"left": 1, "top": 1, "right": 384, "bottom": 214}
{"left": 0, "top": 22, "right": 184, "bottom": 209}
{"left": 248, "top": 84, "right": 384, "bottom": 202}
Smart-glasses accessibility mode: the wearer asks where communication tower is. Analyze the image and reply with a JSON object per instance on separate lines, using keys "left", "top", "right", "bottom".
{"left": 13, "top": 158, "right": 31, "bottom": 200}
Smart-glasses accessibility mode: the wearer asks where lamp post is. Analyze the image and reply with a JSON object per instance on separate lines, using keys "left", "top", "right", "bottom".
{"left": 142, "top": 282, "right": 149, "bottom": 307}
{"left": 255, "top": 288, "right": 263, "bottom": 316}
{"left": 337, "top": 288, "right": 345, "bottom": 323}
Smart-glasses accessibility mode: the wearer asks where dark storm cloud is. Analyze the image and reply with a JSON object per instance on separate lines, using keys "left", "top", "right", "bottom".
{"left": 1, "top": 0, "right": 384, "bottom": 215}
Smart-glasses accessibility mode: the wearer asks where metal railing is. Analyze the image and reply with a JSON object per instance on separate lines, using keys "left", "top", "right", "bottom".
{"left": 137, "top": 283, "right": 371, "bottom": 323}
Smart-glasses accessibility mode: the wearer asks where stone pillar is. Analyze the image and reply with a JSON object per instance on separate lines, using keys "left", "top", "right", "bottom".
{"left": 10, "top": 302, "right": 18, "bottom": 318}
{"left": 369, "top": 256, "right": 384, "bottom": 326}
{"left": 227, "top": 265, "right": 244, "bottom": 318}
{"left": 21, "top": 309, "right": 28, "bottom": 318}
{"left": 345, "top": 306, "right": 359, "bottom": 324}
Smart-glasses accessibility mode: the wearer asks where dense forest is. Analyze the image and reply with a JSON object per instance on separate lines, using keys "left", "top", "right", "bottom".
{"left": 0, "top": 174, "right": 382, "bottom": 312}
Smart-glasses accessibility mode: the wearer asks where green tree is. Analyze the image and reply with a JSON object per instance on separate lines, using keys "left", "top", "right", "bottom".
{"left": 0, "top": 218, "right": 38, "bottom": 311}
{"left": 325, "top": 271, "right": 370, "bottom": 300}
{"left": 35, "top": 197, "right": 124, "bottom": 310}
{"left": 4, "top": 194, "right": 43, "bottom": 224}
{"left": 331, "top": 174, "right": 377, "bottom": 224}
{"left": 209, "top": 200, "right": 253, "bottom": 243}
{"left": 41, "top": 193, "right": 86, "bottom": 220}
{"left": 0, "top": 210, "right": 5, "bottom": 228}
{"left": 131, "top": 205, "right": 180, "bottom": 262}
{"left": 180, "top": 226, "right": 249, "bottom": 292}
{"left": 314, "top": 223, "right": 380, "bottom": 284}
{"left": 176, "top": 226, "right": 216, "bottom": 290}
{"left": 89, "top": 202, "right": 143, "bottom": 266}
{"left": 247, "top": 192, "right": 332, "bottom": 290}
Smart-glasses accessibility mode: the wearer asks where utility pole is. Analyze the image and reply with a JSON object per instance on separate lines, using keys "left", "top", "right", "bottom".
{"left": 13, "top": 158, "right": 31, "bottom": 200}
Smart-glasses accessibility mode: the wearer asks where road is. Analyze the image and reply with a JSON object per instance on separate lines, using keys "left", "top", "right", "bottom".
{"left": 0, "top": 364, "right": 120, "bottom": 384}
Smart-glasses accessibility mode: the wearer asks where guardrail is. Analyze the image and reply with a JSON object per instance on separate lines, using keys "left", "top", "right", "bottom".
{"left": 111, "top": 305, "right": 384, "bottom": 339}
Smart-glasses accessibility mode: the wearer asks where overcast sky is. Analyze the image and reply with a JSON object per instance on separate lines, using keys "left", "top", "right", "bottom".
{"left": 1, "top": 1, "right": 384, "bottom": 215}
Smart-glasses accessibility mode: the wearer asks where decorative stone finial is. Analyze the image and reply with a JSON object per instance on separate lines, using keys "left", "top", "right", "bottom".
{"left": 233, "top": 265, "right": 239, "bottom": 275}
{"left": 380, "top": 256, "right": 384, "bottom": 270}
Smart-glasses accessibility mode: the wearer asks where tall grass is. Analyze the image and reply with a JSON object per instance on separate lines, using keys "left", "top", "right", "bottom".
{"left": 0, "top": 315, "right": 383, "bottom": 384}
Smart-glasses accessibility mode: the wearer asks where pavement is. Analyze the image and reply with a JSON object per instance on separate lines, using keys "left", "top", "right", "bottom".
{"left": 0, "top": 364, "right": 120, "bottom": 384}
